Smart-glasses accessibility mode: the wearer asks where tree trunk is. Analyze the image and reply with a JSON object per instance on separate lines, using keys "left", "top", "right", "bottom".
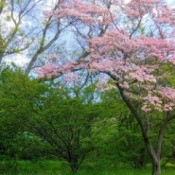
{"left": 70, "top": 165, "right": 78, "bottom": 173}
{"left": 68, "top": 155, "right": 79, "bottom": 173}
{"left": 107, "top": 77, "right": 175, "bottom": 175}
{"left": 25, "top": 52, "right": 40, "bottom": 75}
{"left": 0, "top": 53, "right": 3, "bottom": 65}
{"left": 143, "top": 135, "right": 161, "bottom": 175}
{"left": 116, "top": 85, "right": 163, "bottom": 175}
{"left": 152, "top": 158, "right": 161, "bottom": 175}
{"left": 69, "top": 160, "right": 79, "bottom": 173}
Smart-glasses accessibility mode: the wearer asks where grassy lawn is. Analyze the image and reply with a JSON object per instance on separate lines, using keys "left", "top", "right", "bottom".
{"left": 0, "top": 160, "right": 174, "bottom": 175}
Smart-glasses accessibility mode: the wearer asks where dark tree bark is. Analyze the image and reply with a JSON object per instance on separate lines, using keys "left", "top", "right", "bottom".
{"left": 115, "top": 83, "right": 174, "bottom": 175}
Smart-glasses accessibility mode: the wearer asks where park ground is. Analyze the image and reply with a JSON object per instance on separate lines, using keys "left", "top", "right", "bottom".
{"left": 0, "top": 160, "right": 174, "bottom": 175}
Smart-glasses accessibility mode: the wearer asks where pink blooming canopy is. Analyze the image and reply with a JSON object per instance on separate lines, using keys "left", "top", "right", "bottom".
{"left": 37, "top": 0, "right": 175, "bottom": 112}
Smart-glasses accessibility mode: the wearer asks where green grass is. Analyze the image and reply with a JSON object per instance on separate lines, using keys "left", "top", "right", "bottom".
{"left": 0, "top": 160, "right": 174, "bottom": 175}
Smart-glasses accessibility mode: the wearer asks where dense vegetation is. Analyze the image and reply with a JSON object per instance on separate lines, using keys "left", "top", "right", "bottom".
{"left": 0, "top": 68, "right": 175, "bottom": 175}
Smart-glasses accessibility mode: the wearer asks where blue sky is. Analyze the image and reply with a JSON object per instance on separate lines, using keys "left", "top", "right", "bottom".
{"left": 3, "top": 0, "right": 175, "bottom": 68}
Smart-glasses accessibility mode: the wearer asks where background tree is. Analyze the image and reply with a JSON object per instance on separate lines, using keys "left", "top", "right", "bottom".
{"left": 0, "top": 67, "right": 47, "bottom": 168}
{"left": 0, "top": 68, "right": 122, "bottom": 172}
{"left": 0, "top": 0, "right": 74, "bottom": 74}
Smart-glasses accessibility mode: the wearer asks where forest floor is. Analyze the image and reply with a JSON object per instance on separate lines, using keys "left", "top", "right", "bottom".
{"left": 0, "top": 160, "right": 174, "bottom": 175}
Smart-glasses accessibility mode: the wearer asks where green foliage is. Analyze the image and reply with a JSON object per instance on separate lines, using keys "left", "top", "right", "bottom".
{"left": 0, "top": 0, "right": 6, "bottom": 9}
{"left": 0, "top": 68, "right": 175, "bottom": 174}
{"left": 160, "top": 63, "right": 175, "bottom": 86}
{"left": 0, "top": 68, "right": 47, "bottom": 161}
{"left": 0, "top": 160, "right": 174, "bottom": 175}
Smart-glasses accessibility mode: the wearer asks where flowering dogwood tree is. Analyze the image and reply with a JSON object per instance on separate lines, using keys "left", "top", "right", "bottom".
{"left": 36, "top": 0, "right": 175, "bottom": 174}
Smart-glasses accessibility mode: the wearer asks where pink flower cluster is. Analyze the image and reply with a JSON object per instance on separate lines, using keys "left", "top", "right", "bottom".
{"left": 38, "top": 0, "right": 175, "bottom": 112}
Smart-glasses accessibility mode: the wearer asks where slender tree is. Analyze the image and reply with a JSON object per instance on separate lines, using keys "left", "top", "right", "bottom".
{"left": 0, "top": 0, "right": 74, "bottom": 74}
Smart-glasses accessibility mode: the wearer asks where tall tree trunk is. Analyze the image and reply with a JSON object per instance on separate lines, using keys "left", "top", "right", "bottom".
{"left": 144, "top": 136, "right": 161, "bottom": 175}
{"left": 150, "top": 114, "right": 171, "bottom": 175}
{"left": 152, "top": 159, "right": 161, "bottom": 175}
{"left": 115, "top": 84, "right": 170, "bottom": 175}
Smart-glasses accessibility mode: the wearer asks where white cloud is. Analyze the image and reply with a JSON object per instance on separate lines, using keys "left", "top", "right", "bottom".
{"left": 166, "top": 0, "right": 175, "bottom": 7}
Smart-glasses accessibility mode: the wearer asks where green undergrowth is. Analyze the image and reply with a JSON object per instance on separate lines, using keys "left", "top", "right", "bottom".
{"left": 0, "top": 160, "right": 174, "bottom": 175}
